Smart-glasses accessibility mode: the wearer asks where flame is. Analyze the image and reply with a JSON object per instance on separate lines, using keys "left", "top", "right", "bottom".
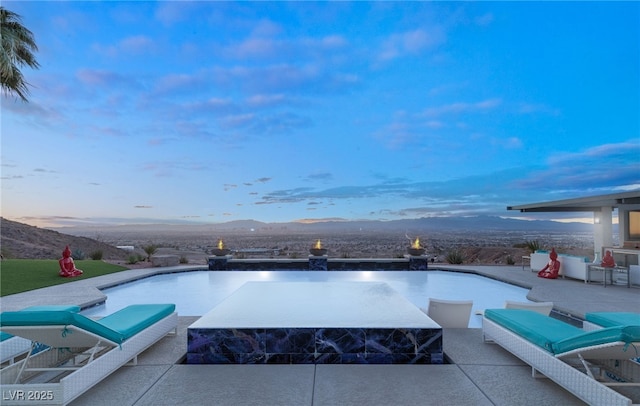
{"left": 412, "top": 237, "right": 421, "bottom": 249}
{"left": 314, "top": 239, "right": 322, "bottom": 249}
{"left": 217, "top": 239, "right": 224, "bottom": 250}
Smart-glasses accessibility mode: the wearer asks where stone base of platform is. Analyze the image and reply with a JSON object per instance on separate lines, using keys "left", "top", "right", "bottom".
{"left": 187, "top": 327, "right": 442, "bottom": 364}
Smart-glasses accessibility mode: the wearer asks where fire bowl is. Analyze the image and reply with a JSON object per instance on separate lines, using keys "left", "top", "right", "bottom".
{"left": 407, "top": 247, "right": 425, "bottom": 256}
{"left": 309, "top": 248, "right": 327, "bottom": 256}
{"left": 211, "top": 248, "right": 231, "bottom": 256}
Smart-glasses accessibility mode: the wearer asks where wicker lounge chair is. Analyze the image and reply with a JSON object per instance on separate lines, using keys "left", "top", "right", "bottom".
{"left": 1, "top": 306, "right": 82, "bottom": 368}
{"left": 0, "top": 304, "right": 177, "bottom": 405}
{"left": 0, "top": 332, "right": 31, "bottom": 366}
{"left": 483, "top": 308, "right": 640, "bottom": 406}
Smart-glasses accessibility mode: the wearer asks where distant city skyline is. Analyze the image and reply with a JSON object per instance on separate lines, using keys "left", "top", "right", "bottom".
{"left": 2, "top": 2, "right": 638, "bottom": 228}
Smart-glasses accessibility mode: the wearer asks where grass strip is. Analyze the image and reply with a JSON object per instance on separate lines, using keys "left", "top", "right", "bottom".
{"left": 1, "top": 259, "right": 128, "bottom": 296}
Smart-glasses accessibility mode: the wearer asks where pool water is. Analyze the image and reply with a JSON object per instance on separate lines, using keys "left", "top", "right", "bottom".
{"left": 81, "top": 270, "right": 530, "bottom": 328}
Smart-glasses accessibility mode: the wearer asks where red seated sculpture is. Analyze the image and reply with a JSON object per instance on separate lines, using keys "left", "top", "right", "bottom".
{"left": 537, "top": 248, "right": 560, "bottom": 279}
{"left": 600, "top": 250, "right": 616, "bottom": 268}
{"left": 59, "top": 245, "right": 83, "bottom": 278}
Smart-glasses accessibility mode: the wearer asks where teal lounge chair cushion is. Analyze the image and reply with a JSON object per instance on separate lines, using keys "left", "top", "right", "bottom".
{"left": 0, "top": 306, "right": 81, "bottom": 343}
{"left": 585, "top": 312, "right": 640, "bottom": 328}
{"left": 553, "top": 325, "right": 640, "bottom": 355}
{"left": 0, "top": 304, "right": 175, "bottom": 344}
{"left": 96, "top": 304, "right": 175, "bottom": 340}
{"left": 484, "top": 309, "right": 640, "bottom": 355}
{"left": 485, "top": 309, "right": 580, "bottom": 352}
{"left": 0, "top": 311, "right": 125, "bottom": 344}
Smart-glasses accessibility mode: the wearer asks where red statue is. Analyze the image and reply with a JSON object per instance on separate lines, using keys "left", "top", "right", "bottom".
{"left": 59, "top": 245, "right": 83, "bottom": 278}
{"left": 537, "top": 248, "right": 560, "bottom": 279}
{"left": 601, "top": 250, "right": 616, "bottom": 268}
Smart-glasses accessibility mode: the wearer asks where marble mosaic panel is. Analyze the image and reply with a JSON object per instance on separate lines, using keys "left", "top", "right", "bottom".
{"left": 208, "top": 257, "right": 229, "bottom": 270}
{"left": 187, "top": 326, "right": 442, "bottom": 365}
{"left": 409, "top": 256, "right": 428, "bottom": 270}
{"left": 308, "top": 257, "right": 328, "bottom": 271}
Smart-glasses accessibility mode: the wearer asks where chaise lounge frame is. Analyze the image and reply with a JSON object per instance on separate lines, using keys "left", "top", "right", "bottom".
{"left": 0, "top": 334, "right": 32, "bottom": 367}
{"left": 0, "top": 307, "right": 177, "bottom": 405}
{"left": 483, "top": 315, "right": 639, "bottom": 406}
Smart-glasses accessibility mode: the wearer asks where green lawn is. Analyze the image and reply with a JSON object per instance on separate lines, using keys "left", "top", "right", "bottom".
{"left": 0, "top": 259, "right": 129, "bottom": 296}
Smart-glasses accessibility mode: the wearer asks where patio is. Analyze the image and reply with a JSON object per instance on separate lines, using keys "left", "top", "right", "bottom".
{"left": 1, "top": 264, "right": 638, "bottom": 405}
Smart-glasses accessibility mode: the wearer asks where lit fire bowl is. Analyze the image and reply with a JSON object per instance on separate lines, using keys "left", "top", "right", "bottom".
{"left": 211, "top": 248, "right": 231, "bottom": 256}
{"left": 407, "top": 247, "right": 425, "bottom": 256}
{"left": 309, "top": 248, "right": 327, "bottom": 256}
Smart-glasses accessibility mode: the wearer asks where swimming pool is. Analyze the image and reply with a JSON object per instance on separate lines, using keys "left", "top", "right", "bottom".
{"left": 81, "top": 270, "right": 530, "bottom": 328}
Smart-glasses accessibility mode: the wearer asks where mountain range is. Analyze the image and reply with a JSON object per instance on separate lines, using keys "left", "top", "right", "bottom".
{"left": 49, "top": 215, "right": 600, "bottom": 235}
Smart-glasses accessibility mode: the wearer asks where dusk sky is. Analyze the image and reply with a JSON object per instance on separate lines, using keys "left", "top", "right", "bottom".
{"left": 2, "top": 1, "right": 639, "bottom": 228}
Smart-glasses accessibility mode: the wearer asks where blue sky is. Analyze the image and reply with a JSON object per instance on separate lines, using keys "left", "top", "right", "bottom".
{"left": 2, "top": 1, "right": 639, "bottom": 228}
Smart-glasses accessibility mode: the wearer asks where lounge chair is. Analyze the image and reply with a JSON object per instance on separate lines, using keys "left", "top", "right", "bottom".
{"left": 0, "top": 332, "right": 31, "bottom": 366}
{"left": 504, "top": 300, "right": 554, "bottom": 316}
{"left": 1, "top": 306, "right": 82, "bottom": 367}
{"left": 483, "top": 308, "right": 640, "bottom": 406}
{"left": 582, "top": 312, "right": 640, "bottom": 384}
{"left": 584, "top": 312, "right": 640, "bottom": 331}
{"left": 424, "top": 298, "right": 473, "bottom": 328}
{"left": 0, "top": 304, "right": 177, "bottom": 405}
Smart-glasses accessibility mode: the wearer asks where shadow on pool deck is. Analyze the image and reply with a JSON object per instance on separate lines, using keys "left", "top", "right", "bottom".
{"left": 1, "top": 265, "right": 638, "bottom": 405}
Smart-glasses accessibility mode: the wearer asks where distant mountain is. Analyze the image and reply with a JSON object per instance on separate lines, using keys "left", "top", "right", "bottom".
{"left": 49, "top": 215, "right": 598, "bottom": 235}
{"left": 0, "top": 217, "right": 128, "bottom": 260}
{"left": 285, "top": 216, "right": 597, "bottom": 233}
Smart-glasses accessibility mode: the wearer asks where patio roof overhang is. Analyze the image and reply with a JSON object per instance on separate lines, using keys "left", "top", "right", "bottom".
{"left": 506, "top": 190, "right": 640, "bottom": 213}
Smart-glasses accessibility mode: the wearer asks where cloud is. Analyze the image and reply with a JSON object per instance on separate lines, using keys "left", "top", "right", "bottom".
{"left": 502, "top": 137, "right": 524, "bottom": 149}
{"left": 211, "top": 64, "right": 360, "bottom": 94}
{"left": 421, "top": 98, "right": 502, "bottom": 117}
{"left": 226, "top": 38, "right": 283, "bottom": 59}
{"left": 1, "top": 96, "right": 63, "bottom": 120}
{"left": 246, "top": 94, "right": 288, "bottom": 107}
{"left": 474, "top": 13, "right": 494, "bottom": 27}
{"left": 140, "top": 160, "right": 210, "bottom": 178}
{"left": 154, "top": 2, "right": 203, "bottom": 26}
{"left": 377, "top": 28, "right": 445, "bottom": 62}
{"left": 219, "top": 111, "right": 312, "bottom": 135}
{"left": 250, "top": 19, "right": 283, "bottom": 37}
{"left": 251, "top": 148, "right": 639, "bottom": 219}
{"left": 153, "top": 74, "right": 211, "bottom": 97}
{"left": 76, "top": 69, "right": 135, "bottom": 87}
{"left": 514, "top": 141, "right": 640, "bottom": 191}
{"left": 219, "top": 32, "right": 349, "bottom": 62}
{"left": 120, "top": 35, "right": 155, "bottom": 53}
{"left": 518, "top": 102, "right": 561, "bottom": 116}
{"left": 306, "top": 172, "right": 334, "bottom": 182}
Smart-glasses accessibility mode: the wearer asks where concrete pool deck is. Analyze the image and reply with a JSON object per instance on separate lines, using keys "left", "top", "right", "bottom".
{"left": 1, "top": 264, "right": 639, "bottom": 405}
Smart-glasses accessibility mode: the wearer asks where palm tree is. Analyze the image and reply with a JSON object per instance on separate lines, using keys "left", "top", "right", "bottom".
{"left": 143, "top": 244, "right": 158, "bottom": 262}
{"left": 1, "top": 7, "right": 39, "bottom": 102}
